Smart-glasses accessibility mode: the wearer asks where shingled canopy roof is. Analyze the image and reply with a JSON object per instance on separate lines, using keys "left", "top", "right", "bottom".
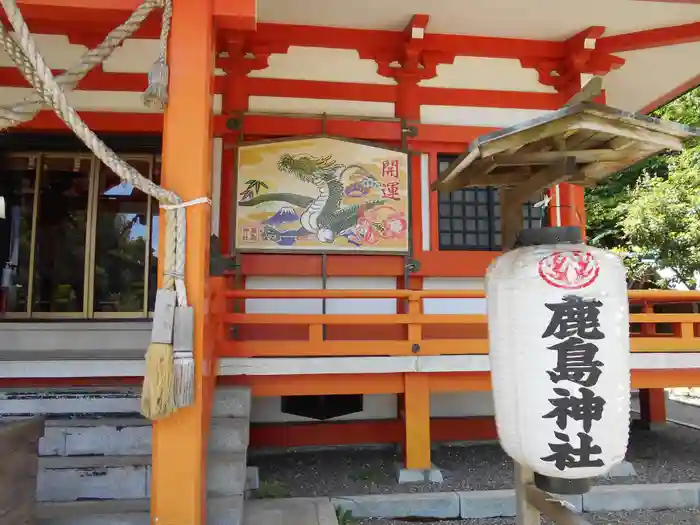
{"left": 432, "top": 102, "right": 700, "bottom": 198}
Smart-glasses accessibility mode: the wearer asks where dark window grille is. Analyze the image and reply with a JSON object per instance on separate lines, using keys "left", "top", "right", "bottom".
{"left": 437, "top": 155, "right": 543, "bottom": 251}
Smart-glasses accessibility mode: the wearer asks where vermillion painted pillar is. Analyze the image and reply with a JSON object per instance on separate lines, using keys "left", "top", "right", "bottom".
{"left": 218, "top": 38, "right": 251, "bottom": 254}
{"left": 549, "top": 73, "right": 589, "bottom": 235}
{"left": 638, "top": 387, "right": 667, "bottom": 429}
{"left": 395, "top": 69, "right": 431, "bottom": 470}
{"left": 639, "top": 303, "right": 667, "bottom": 428}
{"left": 551, "top": 183, "right": 586, "bottom": 237}
{"left": 151, "top": 0, "right": 215, "bottom": 523}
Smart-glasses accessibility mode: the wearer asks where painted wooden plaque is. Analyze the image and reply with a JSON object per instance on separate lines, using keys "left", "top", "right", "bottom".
{"left": 234, "top": 136, "right": 409, "bottom": 253}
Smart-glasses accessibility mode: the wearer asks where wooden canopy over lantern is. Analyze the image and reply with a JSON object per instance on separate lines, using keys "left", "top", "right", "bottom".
{"left": 432, "top": 96, "right": 700, "bottom": 249}
{"left": 433, "top": 101, "right": 700, "bottom": 196}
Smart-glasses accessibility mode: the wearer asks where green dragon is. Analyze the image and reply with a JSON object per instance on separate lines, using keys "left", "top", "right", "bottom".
{"left": 239, "top": 153, "right": 385, "bottom": 244}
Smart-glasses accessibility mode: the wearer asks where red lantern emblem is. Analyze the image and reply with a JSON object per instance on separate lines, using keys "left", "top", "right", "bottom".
{"left": 538, "top": 250, "right": 600, "bottom": 290}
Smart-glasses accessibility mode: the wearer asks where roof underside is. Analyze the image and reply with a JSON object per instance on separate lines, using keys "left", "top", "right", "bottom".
{"left": 2, "top": 0, "right": 700, "bottom": 123}
{"left": 258, "top": 0, "right": 700, "bottom": 39}
{"left": 254, "top": 0, "right": 700, "bottom": 114}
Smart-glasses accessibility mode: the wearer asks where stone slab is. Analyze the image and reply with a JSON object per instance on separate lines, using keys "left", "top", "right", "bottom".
{"left": 245, "top": 466, "right": 260, "bottom": 492}
{"left": 37, "top": 499, "right": 149, "bottom": 519}
{"left": 210, "top": 418, "right": 250, "bottom": 453}
{"left": 38, "top": 497, "right": 242, "bottom": 525}
{"left": 40, "top": 415, "right": 247, "bottom": 458}
{"left": 396, "top": 463, "right": 444, "bottom": 483}
{"left": 245, "top": 497, "right": 337, "bottom": 525}
{"left": 459, "top": 489, "right": 582, "bottom": 518}
{"left": 583, "top": 483, "right": 700, "bottom": 512}
{"left": 64, "top": 424, "right": 151, "bottom": 456}
{"left": 37, "top": 464, "right": 148, "bottom": 502}
{"left": 332, "top": 492, "right": 460, "bottom": 519}
{"left": 207, "top": 453, "right": 248, "bottom": 497}
{"left": 213, "top": 387, "right": 252, "bottom": 418}
{"left": 208, "top": 495, "right": 244, "bottom": 525}
{"left": 39, "top": 512, "right": 150, "bottom": 525}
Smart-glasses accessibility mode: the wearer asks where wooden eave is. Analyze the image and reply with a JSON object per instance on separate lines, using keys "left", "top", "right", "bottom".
{"left": 432, "top": 101, "right": 700, "bottom": 198}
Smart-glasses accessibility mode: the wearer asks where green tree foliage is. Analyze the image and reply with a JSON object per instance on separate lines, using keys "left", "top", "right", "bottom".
{"left": 585, "top": 88, "right": 700, "bottom": 289}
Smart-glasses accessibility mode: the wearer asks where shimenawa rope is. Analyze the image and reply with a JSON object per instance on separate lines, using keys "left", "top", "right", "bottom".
{"left": 0, "top": 0, "right": 200, "bottom": 418}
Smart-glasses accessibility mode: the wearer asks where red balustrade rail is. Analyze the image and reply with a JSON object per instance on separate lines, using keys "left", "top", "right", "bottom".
{"left": 208, "top": 283, "right": 700, "bottom": 358}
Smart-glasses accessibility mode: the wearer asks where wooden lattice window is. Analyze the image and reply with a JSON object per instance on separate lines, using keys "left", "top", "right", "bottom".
{"left": 437, "top": 155, "right": 544, "bottom": 251}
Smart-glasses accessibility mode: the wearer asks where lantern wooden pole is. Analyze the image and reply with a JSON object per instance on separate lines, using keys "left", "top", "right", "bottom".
{"left": 525, "top": 484, "right": 592, "bottom": 525}
{"left": 500, "top": 158, "right": 577, "bottom": 523}
{"left": 515, "top": 464, "right": 541, "bottom": 525}
{"left": 500, "top": 184, "right": 541, "bottom": 524}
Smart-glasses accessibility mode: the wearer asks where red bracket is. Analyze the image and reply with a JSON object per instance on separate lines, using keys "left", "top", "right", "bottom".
{"left": 520, "top": 27, "right": 625, "bottom": 95}
{"left": 361, "top": 14, "right": 455, "bottom": 83}
{"left": 217, "top": 33, "right": 289, "bottom": 75}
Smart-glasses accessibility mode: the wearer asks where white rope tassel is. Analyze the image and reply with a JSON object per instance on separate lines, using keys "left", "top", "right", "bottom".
{"left": 162, "top": 197, "right": 210, "bottom": 409}
{"left": 173, "top": 351, "right": 195, "bottom": 408}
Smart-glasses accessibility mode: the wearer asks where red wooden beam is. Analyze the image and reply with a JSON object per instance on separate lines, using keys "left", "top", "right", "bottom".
{"left": 12, "top": 0, "right": 256, "bottom": 31}
{"left": 0, "top": 67, "right": 567, "bottom": 109}
{"left": 16, "top": 110, "right": 169, "bottom": 133}
{"left": 250, "top": 23, "right": 566, "bottom": 60}
{"left": 13, "top": 110, "right": 496, "bottom": 148}
{"left": 598, "top": 21, "right": 700, "bottom": 53}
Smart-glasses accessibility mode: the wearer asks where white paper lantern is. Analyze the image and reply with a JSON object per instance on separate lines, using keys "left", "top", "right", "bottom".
{"left": 486, "top": 242, "right": 631, "bottom": 480}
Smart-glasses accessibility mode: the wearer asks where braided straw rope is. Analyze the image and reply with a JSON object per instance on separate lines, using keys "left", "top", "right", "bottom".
{"left": 0, "top": 0, "right": 196, "bottom": 412}
{"left": 1, "top": 0, "right": 159, "bottom": 128}
{"left": 0, "top": 0, "right": 184, "bottom": 293}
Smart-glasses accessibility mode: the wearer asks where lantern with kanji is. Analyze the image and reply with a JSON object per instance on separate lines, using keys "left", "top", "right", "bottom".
{"left": 485, "top": 228, "right": 631, "bottom": 494}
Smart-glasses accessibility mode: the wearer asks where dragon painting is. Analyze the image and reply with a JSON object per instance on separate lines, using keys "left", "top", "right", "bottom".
{"left": 238, "top": 152, "right": 387, "bottom": 246}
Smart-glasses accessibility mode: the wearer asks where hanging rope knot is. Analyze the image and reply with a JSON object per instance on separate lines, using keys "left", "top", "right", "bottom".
{"left": 142, "top": 56, "right": 169, "bottom": 110}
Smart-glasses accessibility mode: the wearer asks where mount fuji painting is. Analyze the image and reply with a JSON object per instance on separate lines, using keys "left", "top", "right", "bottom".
{"left": 263, "top": 206, "right": 299, "bottom": 226}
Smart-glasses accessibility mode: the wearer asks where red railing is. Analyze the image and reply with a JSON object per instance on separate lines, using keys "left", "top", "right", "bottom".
{"left": 209, "top": 285, "right": 700, "bottom": 358}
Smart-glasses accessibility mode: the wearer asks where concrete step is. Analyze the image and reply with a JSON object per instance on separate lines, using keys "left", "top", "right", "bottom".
{"left": 207, "top": 452, "right": 248, "bottom": 496}
{"left": 38, "top": 496, "right": 243, "bottom": 525}
{"left": 41, "top": 417, "right": 151, "bottom": 456}
{"left": 38, "top": 451, "right": 249, "bottom": 501}
{"left": 39, "top": 415, "right": 249, "bottom": 456}
{"left": 213, "top": 387, "right": 252, "bottom": 418}
{"left": 244, "top": 498, "right": 338, "bottom": 525}
{"left": 209, "top": 418, "right": 250, "bottom": 453}
{"left": 38, "top": 456, "right": 151, "bottom": 502}
{"left": 39, "top": 512, "right": 150, "bottom": 525}
{"left": 1, "top": 385, "right": 251, "bottom": 418}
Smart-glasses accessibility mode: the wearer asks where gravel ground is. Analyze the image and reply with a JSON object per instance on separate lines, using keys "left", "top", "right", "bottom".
{"left": 356, "top": 508, "right": 700, "bottom": 524}
{"left": 249, "top": 418, "right": 700, "bottom": 498}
